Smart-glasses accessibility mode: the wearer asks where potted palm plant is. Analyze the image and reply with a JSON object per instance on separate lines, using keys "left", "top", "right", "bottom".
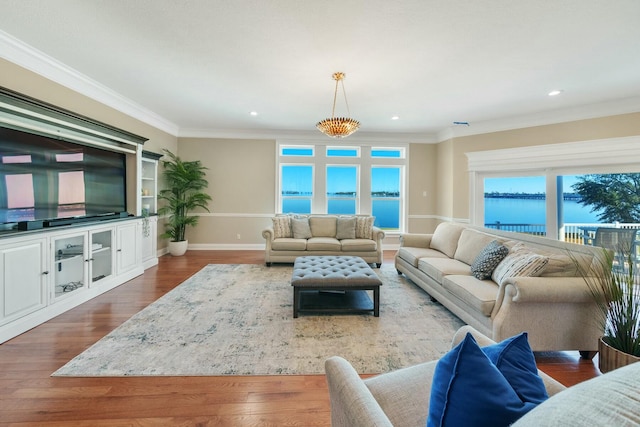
{"left": 157, "top": 149, "right": 212, "bottom": 256}
{"left": 576, "top": 245, "right": 640, "bottom": 373}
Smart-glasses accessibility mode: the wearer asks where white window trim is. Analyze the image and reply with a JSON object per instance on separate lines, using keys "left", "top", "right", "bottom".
{"left": 277, "top": 140, "right": 409, "bottom": 232}
{"left": 466, "top": 136, "right": 640, "bottom": 237}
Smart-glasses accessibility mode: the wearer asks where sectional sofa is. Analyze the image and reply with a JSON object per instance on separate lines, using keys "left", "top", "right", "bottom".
{"left": 262, "top": 214, "right": 385, "bottom": 266}
{"left": 395, "top": 222, "right": 606, "bottom": 353}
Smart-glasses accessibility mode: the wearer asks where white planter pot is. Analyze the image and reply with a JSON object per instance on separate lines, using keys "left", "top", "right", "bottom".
{"left": 168, "top": 240, "right": 188, "bottom": 256}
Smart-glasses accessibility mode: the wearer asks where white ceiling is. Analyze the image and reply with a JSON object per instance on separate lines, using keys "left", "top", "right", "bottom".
{"left": 1, "top": 0, "right": 639, "bottom": 142}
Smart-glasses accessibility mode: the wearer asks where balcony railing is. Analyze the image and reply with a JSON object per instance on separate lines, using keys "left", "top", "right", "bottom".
{"left": 484, "top": 221, "right": 640, "bottom": 244}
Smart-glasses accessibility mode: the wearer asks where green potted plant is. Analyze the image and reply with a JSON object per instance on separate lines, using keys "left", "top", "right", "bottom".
{"left": 157, "top": 149, "right": 212, "bottom": 256}
{"left": 575, "top": 245, "right": 640, "bottom": 373}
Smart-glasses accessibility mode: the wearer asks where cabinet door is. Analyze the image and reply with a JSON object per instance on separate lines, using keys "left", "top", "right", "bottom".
{"left": 89, "top": 228, "right": 114, "bottom": 286}
{"left": 0, "top": 239, "right": 47, "bottom": 325}
{"left": 141, "top": 215, "right": 158, "bottom": 263}
{"left": 116, "top": 222, "right": 140, "bottom": 274}
{"left": 52, "top": 232, "right": 88, "bottom": 302}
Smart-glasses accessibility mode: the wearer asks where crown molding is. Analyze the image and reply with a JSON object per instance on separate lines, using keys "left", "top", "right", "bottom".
{"left": 178, "top": 127, "right": 438, "bottom": 143}
{"left": 0, "top": 30, "right": 179, "bottom": 136}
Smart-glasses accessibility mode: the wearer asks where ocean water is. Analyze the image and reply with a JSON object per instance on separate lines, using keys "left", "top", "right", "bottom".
{"left": 283, "top": 197, "right": 601, "bottom": 230}
{"left": 484, "top": 198, "right": 603, "bottom": 225}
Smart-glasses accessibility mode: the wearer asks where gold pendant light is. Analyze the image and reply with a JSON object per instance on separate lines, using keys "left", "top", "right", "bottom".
{"left": 316, "top": 72, "right": 360, "bottom": 138}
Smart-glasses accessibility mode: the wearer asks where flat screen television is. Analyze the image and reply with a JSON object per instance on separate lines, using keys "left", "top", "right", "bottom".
{"left": 0, "top": 126, "right": 127, "bottom": 228}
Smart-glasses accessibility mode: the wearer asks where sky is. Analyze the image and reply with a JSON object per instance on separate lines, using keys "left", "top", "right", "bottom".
{"left": 485, "top": 175, "right": 582, "bottom": 193}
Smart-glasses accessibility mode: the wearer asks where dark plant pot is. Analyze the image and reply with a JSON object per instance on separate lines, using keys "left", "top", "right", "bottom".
{"left": 598, "top": 337, "right": 640, "bottom": 373}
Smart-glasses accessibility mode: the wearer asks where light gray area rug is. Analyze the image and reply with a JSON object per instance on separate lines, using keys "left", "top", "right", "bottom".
{"left": 53, "top": 264, "right": 464, "bottom": 377}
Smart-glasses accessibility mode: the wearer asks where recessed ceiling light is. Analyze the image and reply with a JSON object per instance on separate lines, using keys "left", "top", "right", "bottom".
{"left": 250, "top": 111, "right": 258, "bottom": 116}
{"left": 391, "top": 115, "right": 400, "bottom": 120}
{"left": 548, "top": 90, "right": 563, "bottom": 96}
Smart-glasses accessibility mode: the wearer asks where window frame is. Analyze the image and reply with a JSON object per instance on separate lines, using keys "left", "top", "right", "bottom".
{"left": 277, "top": 141, "right": 408, "bottom": 232}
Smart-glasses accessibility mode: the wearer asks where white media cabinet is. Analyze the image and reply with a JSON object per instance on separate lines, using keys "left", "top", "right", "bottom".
{"left": 0, "top": 217, "right": 144, "bottom": 343}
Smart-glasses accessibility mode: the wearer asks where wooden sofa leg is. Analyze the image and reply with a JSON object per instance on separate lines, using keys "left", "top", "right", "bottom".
{"left": 579, "top": 350, "right": 597, "bottom": 360}
{"left": 376, "top": 263, "right": 381, "bottom": 268}
{"left": 266, "top": 262, "right": 271, "bottom": 267}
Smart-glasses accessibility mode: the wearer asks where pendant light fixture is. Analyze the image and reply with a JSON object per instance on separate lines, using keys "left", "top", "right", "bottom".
{"left": 316, "top": 72, "right": 360, "bottom": 138}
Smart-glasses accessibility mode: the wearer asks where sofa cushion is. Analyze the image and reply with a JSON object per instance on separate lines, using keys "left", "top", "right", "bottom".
{"left": 355, "top": 216, "right": 375, "bottom": 239}
{"left": 341, "top": 239, "right": 376, "bottom": 252}
{"left": 430, "top": 223, "right": 466, "bottom": 258}
{"left": 336, "top": 216, "right": 357, "bottom": 239}
{"left": 470, "top": 240, "right": 509, "bottom": 280}
{"left": 427, "top": 333, "right": 540, "bottom": 427}
{"left": 309, "top": 216, "right": 338, "bottom": 237}
{"left": 397, "top": 247, "right": 449, "bottom": 267}
{"left": 512, "top": 361, "right": 640, "bottom": 427}
{"left": 454, "top": 229, "right": 500, "bottom": 265}
{"left": 492, "top": 244, "right": 549, "bottom": 286}
{"left": 271, "top": 238, "right": 307, "bottom": 251}
{"left": 272, "top": 215, "right": 292, "bottom": 238}
{"left": 291, "top": 216, "right": 313, "bottom": 239}
{"left": 441, "top": 275, "right": 498, "bottom": 317}
{"left": 418, "top": 258, "right": 472, "bottom": 283}
{"left": 306, "top": 237, "right": 341, "bottom": 251}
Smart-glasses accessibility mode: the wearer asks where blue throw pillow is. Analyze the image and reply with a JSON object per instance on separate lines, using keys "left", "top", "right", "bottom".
{"left": 482, "top": 332, "right": 548, "bottom": 404}
{"left": 427, "top": 333, "right": 545, "bottom": 427}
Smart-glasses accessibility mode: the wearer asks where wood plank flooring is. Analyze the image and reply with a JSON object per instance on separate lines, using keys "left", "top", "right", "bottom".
{"left": 0, "top": 250, "right": 600, "bottom": 426}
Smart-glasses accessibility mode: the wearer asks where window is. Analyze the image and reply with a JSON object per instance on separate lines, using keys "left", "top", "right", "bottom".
{"left": 467, "top": 137, "right": 640, "bottom": 240}
{"left": 483, "top": 176, "right": 546, "bottom": 235}
{"left": 372, "top": 166, "right": 402, "bottom": 229}
{"left": 327, "top": 165, "right": 357, "bottom": 215}
{"left": 280, "top": 165, "right": 313, "bottom": 214}
{"left": 278, "top": 143, "right": 407, "bottom": 232}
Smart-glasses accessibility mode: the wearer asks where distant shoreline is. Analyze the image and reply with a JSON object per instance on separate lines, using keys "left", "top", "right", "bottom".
{"left": 484, "top": 193, "right": 582, "bottom": 201}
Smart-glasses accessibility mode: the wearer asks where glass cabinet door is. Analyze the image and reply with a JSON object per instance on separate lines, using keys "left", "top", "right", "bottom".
{"left": 89, "top": 228, "right": 113, "bottom": 285}
{"left": 52, "top": 233, "right": 87, "bottom": 301}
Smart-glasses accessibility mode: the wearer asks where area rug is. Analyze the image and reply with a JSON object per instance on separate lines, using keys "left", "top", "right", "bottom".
{"left": 53, "top": 264, "right": 464, "bottom": 377}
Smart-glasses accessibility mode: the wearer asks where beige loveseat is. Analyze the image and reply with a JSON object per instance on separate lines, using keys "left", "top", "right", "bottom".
{"left": 395, "top": 222, "right": 606, "bottom": 353}
{"left": 326, "top": 325, "right": 640, "bottom": 427}
{"left": 262, "top": 214, "right": 385, "bottom": 267}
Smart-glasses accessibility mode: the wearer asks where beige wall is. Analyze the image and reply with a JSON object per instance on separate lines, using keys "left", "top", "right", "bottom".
{"left": 176, "top": 138, "right": 276, "bottom": 246}
{"left": 406, "top": 143, "right": 439, "bottom": 232}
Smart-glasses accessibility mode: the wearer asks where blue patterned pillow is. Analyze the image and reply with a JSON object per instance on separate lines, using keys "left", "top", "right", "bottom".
{"left": 470, "top": 240, "right": 509, "bottom": 280}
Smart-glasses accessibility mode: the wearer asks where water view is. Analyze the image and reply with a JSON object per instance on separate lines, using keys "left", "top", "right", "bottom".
{"left": 484, "top": 198, "right": 603, "bottom": 225}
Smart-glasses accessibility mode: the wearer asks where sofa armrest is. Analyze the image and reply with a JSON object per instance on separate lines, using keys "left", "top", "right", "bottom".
{"left": 372, "top": 226, "right": 385, "bottom": 242}
{"left": 399, "top": 233, "right": 433, "bottom": 248}
{"left": 262, "top": 228, "right": 275, "bottom": 241}
{"left": 501, "top": 276, "right": 592, "bottom": 304}
{"left": 325, "top": 356, "right": 394, "bottom": 427}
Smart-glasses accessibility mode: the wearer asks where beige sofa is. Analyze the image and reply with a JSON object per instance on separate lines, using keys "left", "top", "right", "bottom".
{"left": 262, "top": 214, "right": 385, "bottom": 266}
{"left": 395, "top": 222, "right": 606, "bottom": 353}
{"left": 325, "top": 325, "right": 640, "bottom": 427}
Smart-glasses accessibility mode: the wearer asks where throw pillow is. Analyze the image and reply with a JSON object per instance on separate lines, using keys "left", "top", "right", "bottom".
{"left": 470, "top": 240, "right": 509, "bottom": 280}
{"left": 427, "top": 333, "right": 543, "bottom": 427}
{"left": 336, "top": 216, "right": 357, "bottom": 240}
{"left": 355, "top": 216, "right": 375, "bottom": 239}
{"left": 482, "top": 332, "right": 548, "bottom": 404}
{"left": 271, "top": 216, "right": 292, "bottom": 239}
{"left": 491, "top": 244, "right": 549, "bottom": 286}
{"left": 291, "top": 217, "right": 312, "bottom": 239}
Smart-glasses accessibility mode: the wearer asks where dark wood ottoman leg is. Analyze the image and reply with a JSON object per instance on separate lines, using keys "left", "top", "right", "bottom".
{"left": 293, "top": 286, "right": 300, "bottom": 318}
{"left": 373, "top": 286, "right": 380, "bottom": 317}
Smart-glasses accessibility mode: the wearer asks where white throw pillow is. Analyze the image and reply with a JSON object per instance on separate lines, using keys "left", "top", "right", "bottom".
{"left": 492, "top": 243, "right": 549, "bottom": 286}
{"left": 272, "top": 216, "right": 292, "bottom": 238}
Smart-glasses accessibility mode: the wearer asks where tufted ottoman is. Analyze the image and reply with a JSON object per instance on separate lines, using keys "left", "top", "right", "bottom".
{"left": 291, "top": 256, "right": 382, "bottom": 318}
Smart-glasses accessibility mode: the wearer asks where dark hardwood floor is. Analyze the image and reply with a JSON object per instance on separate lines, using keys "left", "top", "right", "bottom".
{"left": 0, "top": 250, "right": 600, "bottom": 426}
